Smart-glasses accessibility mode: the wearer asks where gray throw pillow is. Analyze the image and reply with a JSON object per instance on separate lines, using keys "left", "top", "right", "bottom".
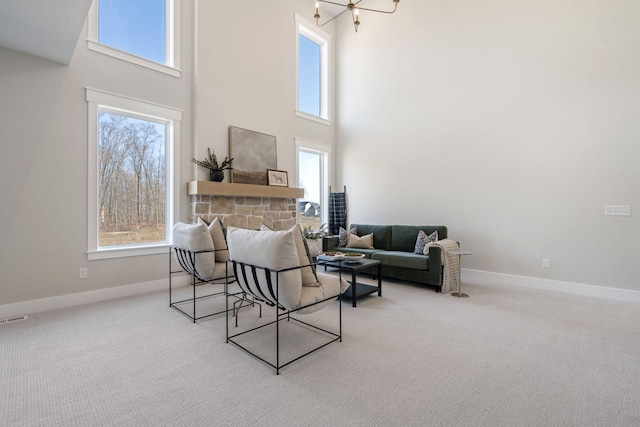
{"left": 338, "top": 226, "right": 357, "bottom": 247}
{"left": 414, "top": 230, "right": 438, "bottom": 254}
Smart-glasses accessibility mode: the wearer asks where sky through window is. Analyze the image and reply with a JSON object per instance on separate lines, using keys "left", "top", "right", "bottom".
{"left": 98, "top": 0, "right": 166, "bottom": 64}
{"left": 298, "top": 34, "right": 321, "bottom": 117}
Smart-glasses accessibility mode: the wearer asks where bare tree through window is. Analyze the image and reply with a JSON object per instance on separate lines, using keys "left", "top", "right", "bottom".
{"left": 98, "top": 111, "right": 167, "bottom": 246}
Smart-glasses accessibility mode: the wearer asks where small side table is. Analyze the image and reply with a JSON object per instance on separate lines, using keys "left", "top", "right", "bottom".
{"left": 448, "top": 250, "right": 472, "bottom": 298}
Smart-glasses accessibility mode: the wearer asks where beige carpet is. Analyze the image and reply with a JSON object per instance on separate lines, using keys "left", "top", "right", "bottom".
{"left": 2, "top": 275, "right": 639, "bottom": 426}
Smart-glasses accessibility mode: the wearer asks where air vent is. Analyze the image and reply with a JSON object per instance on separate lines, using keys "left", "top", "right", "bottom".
{"left": 0, "top": 315, "right": 28, "bottom": 325}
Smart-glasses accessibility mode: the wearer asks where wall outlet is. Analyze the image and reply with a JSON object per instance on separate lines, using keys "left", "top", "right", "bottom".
{"left": 542, "top": 259, "right": 551, "bottom": 269}
{"left": 605, "top": 205, "right": 631, "bottom": 216}
{"left": 79, "top": 268, "right": 88, "bottom": 279}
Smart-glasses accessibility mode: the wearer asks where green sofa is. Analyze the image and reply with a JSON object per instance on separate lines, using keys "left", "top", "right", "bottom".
{"left": 324, "top": 224, "right": 448, "bottom": 292}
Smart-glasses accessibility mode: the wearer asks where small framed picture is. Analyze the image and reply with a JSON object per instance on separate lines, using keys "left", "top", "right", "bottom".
{"left": 267, "top": 169, "right": 288, "bottom": 187}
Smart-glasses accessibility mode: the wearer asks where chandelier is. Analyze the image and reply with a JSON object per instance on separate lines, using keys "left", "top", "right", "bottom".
{"left": 314, "top": 0, "right": 400, "bottom": 33}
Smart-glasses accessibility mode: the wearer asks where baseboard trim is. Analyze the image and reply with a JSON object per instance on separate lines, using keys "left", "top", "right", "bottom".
{"left": 462, "top": 269, "right": 640, "bottom": 303}
{"left": 0, "top": 276, "right": 191, "bottom": 319}
{"left": 3, "top": 270, "right": 637, "bottom": 319}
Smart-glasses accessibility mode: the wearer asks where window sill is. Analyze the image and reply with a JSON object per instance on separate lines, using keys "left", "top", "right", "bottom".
{"left": 295, "top": 110, "right": 331, "bottom": 126}
{"left": 87, "top": 40, "right": 181, "bottom": 78}
{"left": 87, "top": 244, "right": 170, "bottom": 260}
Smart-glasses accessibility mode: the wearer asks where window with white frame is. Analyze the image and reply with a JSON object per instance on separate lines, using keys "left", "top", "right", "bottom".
{"left": 296, "top": 139, "right": 331, "bottom": 232}
{"left": 86, "top": 88, "right": 181, "bottom": 260}
{"left": 87, "top": 0, "right": 180, "bottom": 77}
{"left": 295, "top": 15, "right": 330, "bottom": 123}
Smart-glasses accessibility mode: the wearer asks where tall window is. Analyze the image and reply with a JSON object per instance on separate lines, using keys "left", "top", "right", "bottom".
{"left": 86, "top": 89, "right": 181, "bottom": 260}
{"left": 98, "top": 0, "right": 166, "bottom": 64}
{"left": 295, "top": 15, "right": 330, "bottom": 123}
{"left": 88, "top": 0, "right": 180, "bottom": 77}
{"left": 97, "top": 112, "right": 166, "bottom": 247}
{"left": 298, "top": 34, "right": 321, "bottom": 117}
{"left": 296, "top": 139, "right": 331, "bottom": 232}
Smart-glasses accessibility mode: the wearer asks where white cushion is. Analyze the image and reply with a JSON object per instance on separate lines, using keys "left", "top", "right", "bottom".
{"left": 297, "top": 272, "right": 349, "bottom": 314}
{"left": 172, "top": 222, "right": 216, "bottom": 280}
{"left": 212, "top": 262, "right": 231, "bottom": 280}
{"left": 226, "top": 227, "right": 302, "bottom": 310}
{"left": 289, "top": 225, "right": 320, "bottom": 287}
{"left": 260, "top": 224, "right": 319, "bottom": 287}
{"left": 198, "top": 217, "right": 229, "bottom": 262}
{"left": 347, "top": 233, "right": 374, "bottom": 249}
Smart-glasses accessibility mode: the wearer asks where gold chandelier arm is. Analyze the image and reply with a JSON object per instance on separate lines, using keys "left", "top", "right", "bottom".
{"left": 317, "top": 0, "right": 364, "bottom": 7}
{"left": 356, "top": 2, "right": 399, "bottom": 14}
{"left": 316, "top": 7, "right": 351, "bottom": 27}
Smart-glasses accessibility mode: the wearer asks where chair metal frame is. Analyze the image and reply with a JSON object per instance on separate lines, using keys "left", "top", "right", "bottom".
{"left": 225, "top": 260, "right": 343, "bottom": 374}
{"left": 169, "top": 247, "right": 261, "bottom": 323}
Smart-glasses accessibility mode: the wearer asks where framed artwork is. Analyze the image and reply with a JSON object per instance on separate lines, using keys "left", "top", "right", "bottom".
{"left": 267, "top": 169, "right": 288, "bottom": 187}
{"left": 229, "top": 126, "right": 277, "bottom": 185}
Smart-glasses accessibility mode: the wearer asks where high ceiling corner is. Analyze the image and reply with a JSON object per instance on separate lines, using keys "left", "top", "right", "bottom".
{"left": 0, "top": 0, "right": 94, "bottom": 65}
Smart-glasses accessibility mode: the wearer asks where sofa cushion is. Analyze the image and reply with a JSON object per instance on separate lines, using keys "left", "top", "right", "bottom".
{"left": 350, "top": 224, "right": 392, "bottom": 250}
{"left": 347, "top": 233, "right": 374, "bottom": 249}
{"left": 391, "top": 225, "right": 448, "bottom": 252}
{"left": 413, "top": 229, "right": 438, "bottom": 254}
{"left": 337, "top": 226, "right": 357, "bottom": 247}
{"left": 372, "top": 251, "right": 430, "bottom": 270}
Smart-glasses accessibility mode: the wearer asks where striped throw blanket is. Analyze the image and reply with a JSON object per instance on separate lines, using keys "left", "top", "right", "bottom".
{"left": 425, "top": 239, "right": 460, "bottom": 294}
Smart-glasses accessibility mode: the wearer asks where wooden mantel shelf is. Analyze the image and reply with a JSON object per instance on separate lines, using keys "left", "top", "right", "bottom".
{"left": 187, "top": 181, "right": 304, "bottom": 199}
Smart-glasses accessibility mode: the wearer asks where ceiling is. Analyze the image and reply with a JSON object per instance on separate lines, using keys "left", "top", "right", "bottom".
{"left": 0, "top": 0, "right": 93, "bottom": 65}
{"left": 0, "top": 0, "right": 392, "bottom": 65}
{"left": 314, "top": 0, "right": 399, "bottom": 29}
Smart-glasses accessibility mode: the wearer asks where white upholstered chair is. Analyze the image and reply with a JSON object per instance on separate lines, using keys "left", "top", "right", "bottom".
{"left": 170, "top": 220, "right": 259, "bottom": 323}
{"left": 225, "top": 226, "right": 349, "bottom": 374}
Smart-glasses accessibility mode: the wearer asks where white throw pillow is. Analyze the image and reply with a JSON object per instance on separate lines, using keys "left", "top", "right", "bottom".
{"left": 289, "top": 225, "right": 320, "bottom": 287}
{"left": 172, "top": 222, "right": 216, "bottom": 280}
{"left": 198, "top": 217, "right": 229, "bottom": 262}
{"left": 226, "top": 227, "right": 302, "bottom": 310}
{"left": 347, "top": 233, "right": 374, "bottom": 249}
{"left": 259, "top": 224, "right": 320, "bottom": 287}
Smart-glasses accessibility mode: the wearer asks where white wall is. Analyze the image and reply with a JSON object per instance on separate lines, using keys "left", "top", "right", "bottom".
{"left": 193, "top": 0, "right": 336, "bottom": 183}
{"left": 336, "top": 0, "right": 640, "bottom": 291}
{"left": 0, "top": 0, "right": 335, "bottom": 309}
{"left": 6, "top": 0, "right": 634, "bottom": 311}
{"left": 0, "top": 6, "right": 193, "bottom": 307}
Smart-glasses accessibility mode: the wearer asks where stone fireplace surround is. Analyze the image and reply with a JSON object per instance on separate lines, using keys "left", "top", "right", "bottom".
{"left": 188, "top": 181, "right": 304, "bottom": 230}
{"left": 191, "top": 195, "right": 298, "bottom": 230}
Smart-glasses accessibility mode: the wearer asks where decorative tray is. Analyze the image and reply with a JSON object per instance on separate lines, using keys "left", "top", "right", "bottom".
{"left": 317, "top": 252, "right": 345, "bottom": 261}
{"left": 317, "top": 252, "right": 366, "bottom": 263}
